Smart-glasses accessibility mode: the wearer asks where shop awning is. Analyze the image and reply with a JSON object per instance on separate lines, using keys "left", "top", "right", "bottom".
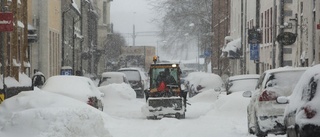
{"left": 222, "top": 38, "right": 241, "bottom": 59}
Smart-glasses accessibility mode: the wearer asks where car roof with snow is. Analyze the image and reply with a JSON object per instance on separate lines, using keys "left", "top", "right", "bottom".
{"left": 119, "top": 67, "right": 145, "bottom": 71}
{"left": 42, "top": 75, "right": 102, "bottom": 102}
{"left": 263, "top": 66, "right": 308, "bottom": 74}
{"left": 228, "top": 74, "right": 260, "bottom": 81}
{"left": 101, "top": 72, "right": 126, "bottom": 77}
{"left": 285, "top": 64, "right": 320, "bottom": 116}
{"left": 118, "top": 67, "right": 148, "bottom": 80}
{"left": 185, "top": 72, "right": 224, "bottom": 90}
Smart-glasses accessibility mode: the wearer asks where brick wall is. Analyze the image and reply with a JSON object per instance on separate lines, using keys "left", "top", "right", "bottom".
{"left": 212, "top": 0, "right": 230, "bottom": 76}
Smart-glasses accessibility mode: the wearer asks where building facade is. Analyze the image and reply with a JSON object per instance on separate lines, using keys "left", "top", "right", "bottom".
{"left": 0, "top": 0, "right": 29, "bottom": 81}
{"left": 60, "top": 0, "right": 81, "bottom": 75}
{"left": 224, "top": 0, "right": 243, "bottom": 75}
{"left": 30, "top": 0, "right": 61, "bottom": 78}
{"left": 96, "top": 0, "right": 112, "bottom": 76}
{"left": 228, "top": 0, "right": 320, "bottom": 76}
{"left": 294, "top": 0, "right": 320, "bottom": 67}
{"left": 212, "top": 0, "right": 230, "bottom": 79}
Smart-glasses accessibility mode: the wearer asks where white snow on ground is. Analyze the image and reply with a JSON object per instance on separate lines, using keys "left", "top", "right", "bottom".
{"left": 102, "top": 86, "right": 285, "bottom": 137}
{"left": 0, "top": 81, "right": 286, "bottom": 137}
{"left": 1, "top": 73, "right": 32, "bottom": 89}
{"left": 0, "top": 90, "right": 112, "bottom": 137}
{"left": 99, "top": 83, "right": 145, "bottom": 119}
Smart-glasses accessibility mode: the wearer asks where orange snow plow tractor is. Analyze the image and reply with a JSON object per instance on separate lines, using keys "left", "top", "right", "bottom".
{"left": 144, "top": 62, "right": 187, "bottom": 119}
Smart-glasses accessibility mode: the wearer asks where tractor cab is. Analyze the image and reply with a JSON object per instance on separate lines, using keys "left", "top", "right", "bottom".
{"left": 148, "top": 63, "right": 181, "bottom": 97}
{"left": 144, "top": 58, "right": 187, "bottom": 119}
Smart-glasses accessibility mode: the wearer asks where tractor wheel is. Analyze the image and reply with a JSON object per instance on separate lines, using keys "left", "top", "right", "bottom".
{"left": 175, "top": 113, "right": 185, "bottom": 119}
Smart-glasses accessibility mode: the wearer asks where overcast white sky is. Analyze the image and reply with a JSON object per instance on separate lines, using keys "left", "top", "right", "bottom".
{"left": 110, "top": 0, "right": 160, "bottom": 47}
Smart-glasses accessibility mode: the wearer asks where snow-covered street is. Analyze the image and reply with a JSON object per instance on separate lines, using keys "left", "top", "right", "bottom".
{"left": 0, "top": 83, "right": 286, "bottom": 137}
{"left": 102, "top": 84, "right": 285, "bottom": 137}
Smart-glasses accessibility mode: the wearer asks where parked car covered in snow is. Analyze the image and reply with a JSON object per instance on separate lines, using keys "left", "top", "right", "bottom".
{"left": 184, "top": 72, "right": 225, "bottom": 98}
{"left": 98, "top": 72, "right": 129, "bottom": 87}
{"left": 280, "top": 64, "right": 320, "bottom": 137}
{"left": 118, "top": 68, "right": 149, "bottom": 98}
{"left": 243, "top": 67, "right": 307, "bottom": 136}
{"left": 180, "top": 68, "right": 197, "bottom": 84}
{"left": 225, "top": 74, "right": 260, "bottom": 95}
{"left": 42, "top": 75, "right": 104, "bottom": 111}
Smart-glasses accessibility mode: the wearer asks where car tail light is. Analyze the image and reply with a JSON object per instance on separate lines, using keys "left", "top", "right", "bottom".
{"left": 87, "top": 97, "right": 95, "bottom": 107}
{"left": 259, "top": 90, "right": 277, "bottom": 101}
{"left": 131, "top": 81, "right": 139, "bottom": 86}
{"left": 304, "top": 106, "right": 317, "bottom": 119}
{"left": 196, "top": 85, "right": 204, "bottom": 91}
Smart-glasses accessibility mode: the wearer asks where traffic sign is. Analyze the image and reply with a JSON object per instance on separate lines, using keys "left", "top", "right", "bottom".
{"left": 248, "top": 29, "right": 261, "bottom": 44}
{"left": 276, "top": 32, "right": 297, "bottom": 45}
{"left": 204, "top": 49, "right": 212, "bottom": 57}
{"left": 60, "top": 66, "right": 73, "bottom": 75}
{"left": 250, "top": 44, "right": 259, "bottom": 60}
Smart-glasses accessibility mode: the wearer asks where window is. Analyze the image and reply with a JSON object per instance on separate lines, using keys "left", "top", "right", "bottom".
{"left": 265, "top": 11, "right": 267, "bottom": 43}
{"left": 261, "top": 13, "right": 264, "bottom": 44}
{"left": 267, "top": 9, "right": 269, "bottom": 43}
{"left": 103, "top": 2, "right": 107, "bottom": 24}
{"left": 18, "top": 34, "right": 21, "bottom": 62}
{"left": 300, "top": 2, "right": 303, "bottom": 14}
{"left": 270, "top": 8, "right": 273, "bottom": 42}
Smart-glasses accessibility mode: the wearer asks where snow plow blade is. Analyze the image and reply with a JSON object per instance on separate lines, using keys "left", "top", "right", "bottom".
{"left": 146, "top": 97, "right": 185, "bottom": 119}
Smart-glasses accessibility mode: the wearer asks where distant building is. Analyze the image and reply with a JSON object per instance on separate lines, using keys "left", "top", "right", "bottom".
{"left": 120, "top": 46, "right": 155, "bottom": 71}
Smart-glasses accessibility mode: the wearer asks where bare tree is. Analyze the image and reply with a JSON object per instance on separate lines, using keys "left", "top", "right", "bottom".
{"left": 104, "top": 32, "right": 127, "bottom": 71}
{"left": 148, "top": 0, "right": 213, "bottom": 60}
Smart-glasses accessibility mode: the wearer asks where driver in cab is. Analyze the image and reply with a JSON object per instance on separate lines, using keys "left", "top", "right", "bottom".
{"left": 156, "top": 68, "right": 177, "bottom": 91}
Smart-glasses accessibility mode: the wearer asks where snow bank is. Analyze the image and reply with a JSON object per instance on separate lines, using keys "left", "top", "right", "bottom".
{"left": 188, "top": 89, "right": 221, "bottom": 103}
{"left": 0, "top": 91, "right": 112, "bottom": 137}
{"left": 42, "top": 76, "right": 103, "bottom": 102}
{"left": 185, "top": 72, "right": 224, "bottom": 92}
{"left": 99, "top": 83, "right": 145, "bottom": 118}
{"left": 99, "top": 83, "right": 136, "bottom": 101}
{"left": 0, "top": 73, "right": 32, "bottom": 89}
{"left": 185, "top": 89, "right": 223, "bottom": 119}
{"left": 212, "top": 92, "right": 250, "bottom": 113}
{"left": 19, "top": 73, "right": 32, "bottom": 87}
{"left": 1, "top": 77, "right": 21, "bottom": 88}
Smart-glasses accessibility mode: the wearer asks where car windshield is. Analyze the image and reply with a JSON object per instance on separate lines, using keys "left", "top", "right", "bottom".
{"left": 99, "top": 76, "right": 123, "bottom": 86}
{"left": 150, "top": 67, "right": 178, "bottom": 88}
{"left": 181, "top": 69, "right": 196, "bottom": 78}
{"left": 265, "top": 70, "right": 305, "bottom": 96}
{"left": 119, "top": 70, "right": 140, "bottom": 81}
{"left": 229, "top": 78, "right": 259, "bottom": 92}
